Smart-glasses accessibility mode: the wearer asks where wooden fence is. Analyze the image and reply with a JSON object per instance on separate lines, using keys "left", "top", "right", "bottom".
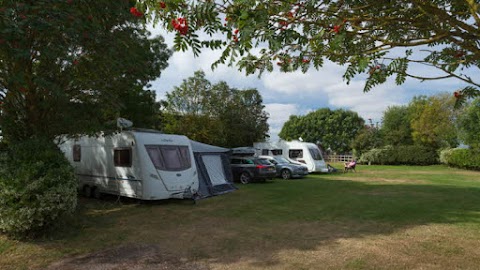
{"left": 324, "top": 154, "right": 354, "bottom": 163}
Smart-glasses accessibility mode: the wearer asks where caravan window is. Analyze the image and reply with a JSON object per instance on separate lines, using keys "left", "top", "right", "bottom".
{"left": 308, "top": 147, "right": 323, "bottom": 161}
{"left": 114, "top": 148, "right": 132, "bottom": 167}
{"left": 146, "top": 145, "right": 191, "bottom": 171}
{"left": 73, "top": 144, "right": 81, "bottom": 162}
{"left": 289, "top": 149, "right": 303, "bottom": 158}
{"left": 261, "top": 149, "right": 269, "bottom": 155}
{"left": 271, "top": 149, "right": 283, "bottom": 155}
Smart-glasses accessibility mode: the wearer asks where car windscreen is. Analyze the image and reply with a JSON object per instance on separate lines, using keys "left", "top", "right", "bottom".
{"left": 145, "top": 145, "right": 191, "bottom": 171}
{"left": 273, "top": 156, "right": 290, "bottom": 163}
{"left": 308, "top": 147, "right": 323, "bottom": 161}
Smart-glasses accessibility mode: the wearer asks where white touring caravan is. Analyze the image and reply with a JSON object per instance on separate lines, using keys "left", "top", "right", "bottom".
{"left": 253, "top": 140, "right": 329, "bottom": 173}
{"left": 59, "top": 130, "right": 236, "bottom": 200}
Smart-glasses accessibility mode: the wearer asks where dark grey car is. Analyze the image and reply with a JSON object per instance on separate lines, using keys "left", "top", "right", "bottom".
{"left": 230, "top": 157, "right": 277, "bottom": 184}
{"left": 258, "top": 155, "right": 309, "bottom": 179}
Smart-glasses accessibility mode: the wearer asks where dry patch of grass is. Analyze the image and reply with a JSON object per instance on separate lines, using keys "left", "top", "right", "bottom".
{"left": 332, "top": 175, "right": 428, "bottom": 184}
{"left": 408, "top": 170, "right": 480, "bottom": 177}
{"left": 205, "top": 223, "right": 480, "bottom": 270}
{"left": 45, "top": 244, "right": 209, "bottom": 270}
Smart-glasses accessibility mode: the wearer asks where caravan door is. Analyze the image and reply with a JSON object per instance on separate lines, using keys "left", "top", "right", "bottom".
{"left": 201, "top": 154, "right": 228, "bottom": 186}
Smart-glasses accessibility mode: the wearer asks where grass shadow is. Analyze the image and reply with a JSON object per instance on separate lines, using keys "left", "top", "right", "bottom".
{"left": 4, "top": 167, "right": 480, "bottom": 269}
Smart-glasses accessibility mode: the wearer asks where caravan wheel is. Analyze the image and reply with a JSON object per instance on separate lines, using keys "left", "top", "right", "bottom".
{"left": 83, "top": 185, "right": 92, "bottom": 198}
{"left": 239, "top": 172, "right": 251, "bottom": 184}
{"left": 92, "top": 187, "right": 102, "bottom": 199}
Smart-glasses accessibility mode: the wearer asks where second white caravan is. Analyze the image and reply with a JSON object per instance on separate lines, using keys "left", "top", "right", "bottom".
{"left": 254, "top": 140, "right": 328, "bottom": 173}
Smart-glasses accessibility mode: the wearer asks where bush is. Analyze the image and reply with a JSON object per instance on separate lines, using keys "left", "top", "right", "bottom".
{"left": 359, "top": 145, "right": 438, "bottom": 165}
{"left": 439, "top": 148, "right": 480, "bottom": 170}
{"left": 0, "top": 138, "right": 77, "bottom": 238}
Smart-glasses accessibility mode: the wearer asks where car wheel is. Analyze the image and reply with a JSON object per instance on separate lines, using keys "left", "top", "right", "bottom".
{"left": 281, "top": 169, "right": 292, "bottom": 180}
{"left": 239, "top": 172, "right": 251, "bottom": 184}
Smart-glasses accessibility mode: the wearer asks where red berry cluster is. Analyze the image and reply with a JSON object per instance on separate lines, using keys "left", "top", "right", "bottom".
{"left": 368, "top": 63, "right": 385, "bottom": 75}
{"left": 171, "top": 17, "right": 188, "bottom": 35}
{"left": 333, "top": 25, "right": 341, "bottom": 33}
{"left": 232, "top": 29, "right": 239, "bottom": 42}
{"left": 159, "top": 2, "right": 166, "bottom": 9}
{"left": 130, "top": 7, "right": 143, "bottom": 17}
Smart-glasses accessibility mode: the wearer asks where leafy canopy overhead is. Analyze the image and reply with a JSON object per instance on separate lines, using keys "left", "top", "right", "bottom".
{"left": 0, "top": 0, "right": 171, "bottom": 142}
{"left": 139, "top": 0, "right": 480, "bottom": 103}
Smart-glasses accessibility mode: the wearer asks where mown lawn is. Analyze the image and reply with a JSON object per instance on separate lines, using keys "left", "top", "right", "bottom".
{"left": 2, "top": 164, "right": 480, "bottom": 269}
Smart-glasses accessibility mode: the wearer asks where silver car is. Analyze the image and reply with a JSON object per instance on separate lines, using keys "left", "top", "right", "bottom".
{"left": 258, "top": 155, "right": 309, "bottom": 179}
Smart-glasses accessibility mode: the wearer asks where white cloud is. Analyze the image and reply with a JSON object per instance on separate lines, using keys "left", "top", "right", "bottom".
{"left": 262, "top": 62, "right": 345, "bottom": 94}
{"left": 260, "top": 61, "right": 407, "bottom": 126}
{"left": 325, "top": 80, "right": 405, "bottom": 123}
{"left": 264, "top": 103, "right": 301, "bottom": 141}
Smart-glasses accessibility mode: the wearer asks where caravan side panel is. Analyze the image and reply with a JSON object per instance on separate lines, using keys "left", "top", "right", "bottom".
{"left": 59, "top": 133, "right": 145, "bottom": 199}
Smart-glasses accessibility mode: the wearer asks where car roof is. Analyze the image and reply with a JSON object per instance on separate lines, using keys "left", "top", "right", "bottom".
{"left": 231, "top": 156, "right": 256, "bottom": 159}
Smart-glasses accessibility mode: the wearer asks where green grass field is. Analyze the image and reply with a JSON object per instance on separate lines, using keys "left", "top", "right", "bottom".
{"left": 2, "top": 164, "right": 480, "bottom": 269}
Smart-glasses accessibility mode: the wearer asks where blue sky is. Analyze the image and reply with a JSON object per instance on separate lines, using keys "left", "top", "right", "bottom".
{"left": 147, "top": 27, "right": 471, "bottom": 142}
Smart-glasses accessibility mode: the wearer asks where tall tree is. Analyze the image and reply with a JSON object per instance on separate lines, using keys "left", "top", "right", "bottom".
{"left": 164, "top": 70, "right": 211, "bottom": 116}
{"left": 140, "top": 0, "right": 480, "bottom": 102}
{"left": 0, "top": 0, "right": 171, "bottom": 143}
{"left": 117, "top": 87, "right": 164, "bottom": 130}
{"left": 410, "top": 94, "right": 459, "bottom": 149}
{"left": 163, "top": 71, "right": 269, "bottom": 147}
{"left": 381, "top": 105, "right": 414, "bottom": 146}
{"left": 279, "top": 108, "right": 364, "bottom": 153}
{"left": 163, "top": 70, "right": 219, "bottom": 143}
{"left": 457, "top": 98, "right": 480, "bottom": 149}
{"left": 351, "top": 126, "right": 383, "bottom": 157}
{"left": 223, "top": 88, "right": 269, "bottom": 147}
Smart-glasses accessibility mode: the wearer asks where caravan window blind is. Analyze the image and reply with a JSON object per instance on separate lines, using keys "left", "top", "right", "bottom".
{"left": 146, "top": 145, "right": 191, "bottom": 171}
{"left": 114, "top": 148, "right": 132, "bottom": 167}
{"left": 289, "top": 149, "right": 303, "bottom": 158}
{"left": 271, "top": 149, "right": 283, "bottom": 155}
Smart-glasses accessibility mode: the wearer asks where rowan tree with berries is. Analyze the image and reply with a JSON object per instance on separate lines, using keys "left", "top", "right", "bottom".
{"left": 0, "top": 0, "right": 172, "bottom": 237}
{"left": 138, "top": 0, "right": 480, "bottom": 106}
{"left": 0, "top": 0, "right": 171, "bottom": 143}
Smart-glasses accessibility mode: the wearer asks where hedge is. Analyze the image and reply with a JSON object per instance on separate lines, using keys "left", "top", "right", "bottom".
{"left": 0, "top": 138, "right": 77, "bottom": 238}
{"left": 359, "top": 145, "right": 438, "bottom": 165}
{"left": 439, "top": 148, "right": 480, "bottom": 171}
